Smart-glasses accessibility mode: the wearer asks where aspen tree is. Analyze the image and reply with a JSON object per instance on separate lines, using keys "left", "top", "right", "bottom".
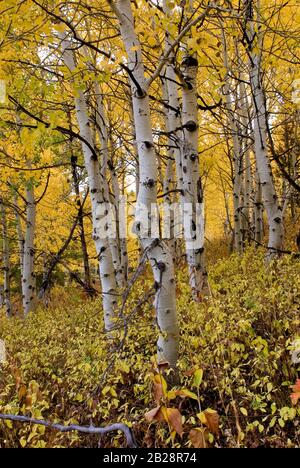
{"left": 22, "top": 179, "right": 36, "bottom": 316}
{"left": 243, "top": 0, "right": 284, "bottom": 256}
{"left": 111, "top": 0, "right": 179, "bottom": 366}
{"left": 59, "top": 32, "right": 118, "bottom": 330}
{"left": 0, "top": 200, "right": 12, "bottom": 317}
{"left": 180, "top": 1, "right": 209, "bottom": 296}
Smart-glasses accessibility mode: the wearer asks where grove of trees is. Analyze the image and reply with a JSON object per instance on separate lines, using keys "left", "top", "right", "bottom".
{"left": 0, "top": 0, "right": 299, "bottom": 450}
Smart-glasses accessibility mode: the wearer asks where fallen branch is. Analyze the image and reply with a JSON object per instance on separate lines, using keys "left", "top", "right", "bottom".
{"left": 0, "top": 414, "right": 137, "bottom": 448}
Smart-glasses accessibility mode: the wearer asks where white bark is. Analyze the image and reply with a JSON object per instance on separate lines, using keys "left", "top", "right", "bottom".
{"left": 0, "top": 201, "right": 12, "bottom": 317}
{"left": 59, "top": 33, "right": 117, "bottom": 330}
{"left": 221, "top": 33, "right": 244, "bottom": 253}
{"left": 239, "top": 79, "right": 253, "bottom": 239}
{"left": 13, "top": 194, "right": 24, "bottom": 280}
{"left": 22, "top": 183, "right": 36, "bottom": 316}
{"left": 254, "top": 167, "right": 264, "bottom": 244}
{"left": 180, "top": 3, "right": 209, "bottom": 297}
{"left": 113, "top": 0, "right": 179, "bottom": 366}
{"left": 95, "top": 87, "right": 126, "bottom": 289}
{"left": 245, "top": 0, "right": 284, "bottom": 256}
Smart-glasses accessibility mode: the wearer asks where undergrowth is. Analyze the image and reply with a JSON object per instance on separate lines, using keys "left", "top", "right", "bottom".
{"left": 0, "top": 248, "right": 299, "bottom": 448}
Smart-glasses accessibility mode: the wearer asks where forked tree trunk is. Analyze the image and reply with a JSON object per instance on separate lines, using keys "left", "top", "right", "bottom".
{"left": 112, "top": 0, "right": 179, "bottom": 366}
{"left": 59, "top": 32, "right": 117, "bottom": 330}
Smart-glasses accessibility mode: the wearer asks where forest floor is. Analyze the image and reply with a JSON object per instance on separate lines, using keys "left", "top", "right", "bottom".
{"left": 0, "top": 246, "right": 300, "bottom": 448}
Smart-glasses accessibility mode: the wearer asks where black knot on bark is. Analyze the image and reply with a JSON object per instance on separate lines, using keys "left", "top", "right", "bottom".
{"left": 107, "top": 160, "right": 114, "bottom": 171}
{"left": 191, "top": 220, "right": 196, "bottom": 231}
{"left": 190, "top": 153, "right": 198, "bottom": 162}
{"left": 154, "top": 281, "right": 160, "bottom": 291}
{"left": 91, "top": 188, "right": 97, "bottom": 194}
{"left": 196, "top": 247, "right": 204, "bottom": 254}
{"left": 145, "top": 178, "right": 155, "bottom": 188}
{"left": 100, "top": 246, "right": 106, "bottom": 254}
{"left": 182, "top": 55, "right": 198, "bottom": 68}
{"left": 144, "top": 140, "right": 154, "bottom": 149}
{"left": 184, "top": 120, "right": 198, "bottom": 132}
{"left": 134, "top": 88, "right": 146, "bottom": 99}
{"left": 274, "top": 217, "right": 281, "bottom": 224}
{"left": 157, "top": 261, "right": 166, "bottom": 273}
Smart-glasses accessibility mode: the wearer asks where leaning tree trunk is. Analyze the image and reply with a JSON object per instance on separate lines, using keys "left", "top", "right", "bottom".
{"left": 112, "top": 0, "right": 179, "bottom": 367}
{"left": 22, "top": 182, "right": 36, "bottom": 316}
{"left": 180, "top": 7, "right": 209, "bottom": 298}
{"left": 244, "top": 0, "right": 284, "bottom": 257}
{"left": 0, "top": 200, "right": 12, "bottom": 317}
{"left": 59, "top": 32, "right": 117, "bottom": 330}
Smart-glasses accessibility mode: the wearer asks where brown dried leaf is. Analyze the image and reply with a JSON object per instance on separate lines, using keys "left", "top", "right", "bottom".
{"left": 204, "top": 408, "right": 219, "bottom": 435}
{"left": 189, "top": 428, "right": 208, "bottom": 448}
{"left": 162, "top": 407, "right": 183, "bottom": 437}
{"left": 145, "top": 406, "right": 163, "bottom": 422}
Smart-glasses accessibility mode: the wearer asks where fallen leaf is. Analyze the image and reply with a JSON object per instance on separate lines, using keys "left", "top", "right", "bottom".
{"left": 204, "top": 408, "right": 219, "bottom": 435}
{"left": 162, "top": 407, "right": 183, "bottom": 437}
{"left": 189, "top": 428, "right": 208, "bottom": 448}
{"left": 145, "top": 406, "right": 164, "bottom": 422}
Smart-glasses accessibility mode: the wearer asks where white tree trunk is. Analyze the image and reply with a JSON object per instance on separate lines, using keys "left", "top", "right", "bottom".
{"left": 254, "top": 168, "right": 264, "bottom": 244}
{"left": 22, "top": 183, "right": 36, "bottom": 316}
{"left": 113, "top": 0, "right": 179, "bottom": 366}
{"left": 59, "top": 33, "right": 117, "bottom": 330}
{"left": 95, "top": 87, "right": 125, "bottom": 289}
{"left": 0, "top": 201, "right": 12, "bottom": 317}
{"left": 13, "top": 194, "right": 24, "bottom": 280}
{"left": 180, "top": 4, "right": 209, "bottom": 297}
{"left": 221, "top": 33, "right": 244, "bottom": 253}
{"left": 245, "top": 0, "right": 284, "bottom": 256}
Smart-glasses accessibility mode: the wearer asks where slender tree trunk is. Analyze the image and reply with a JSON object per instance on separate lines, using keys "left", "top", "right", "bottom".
{"left": 22, "top": 183, "right": 36, "bottom": 316}
{"left": 180, "top": 3, "right": 209, "bottom": 297}
{"left": 95, "top": 88, "right": 125, "bottom": 289}
{"left": 221, "top": 32, "right": 244, "bottom": 253}
{"left": 244, "top": 0, "right": 284, "bottom": 257}
{"left": 70, "top": 154, "right": 92, "bottom": 290}
{"left": 13, "top": 193, "right": 25, "bottom": 282}
{"left": 109, "top": 150, "right": 128, "bottom": 285}
{"left": 0, "top": 201, "right": 12, "bottom": 317}
{"left": 59, "top": 32, "right": 117, "bottom": 330}
{"left": 163, "top": 0, "right": 184, "bottom": 264}
{"left": 254, "top": 167, "right": 264, "bottom": 244}
{"left": 113, "top": 0, "right": 179, "bottom": 366}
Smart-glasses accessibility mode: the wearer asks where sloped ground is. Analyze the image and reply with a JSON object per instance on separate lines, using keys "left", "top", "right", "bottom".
{"left": 0, "top": 248, "right": 299, "bottom": 448}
